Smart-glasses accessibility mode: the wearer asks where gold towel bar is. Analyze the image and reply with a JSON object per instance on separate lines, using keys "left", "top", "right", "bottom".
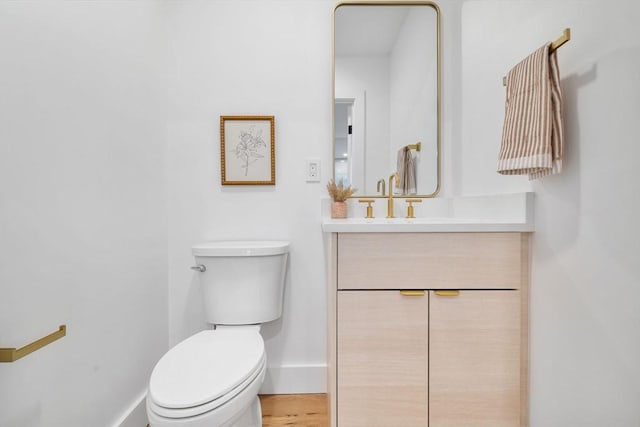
{"left": 550, "top": 28, "right": 571, "bottom": 53}
{"left": 503, "top": 28, "right": 571, "bottom": 86}
{"left": 0, "top": 325, "right": 66, "bottom": 363}
{"left": 406, "top": 142, "right": 421, "bottom": 152}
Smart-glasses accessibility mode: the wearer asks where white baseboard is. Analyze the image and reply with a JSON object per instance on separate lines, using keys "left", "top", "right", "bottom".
{"left": 112, "top": 365, "right": 326, "bottom": 426}
{"left": 260, "top": 364, "right": 327, "bottom": 394}
{"left": 113, "top": 390, "right": 148, "bottom": 427}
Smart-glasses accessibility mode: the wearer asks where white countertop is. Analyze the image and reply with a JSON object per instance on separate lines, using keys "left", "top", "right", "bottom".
{"left": 322, "top": 217, "right": 533, "bottom": 233}
{"left": 321, "top": 192, "right": 535, "bottom": 233}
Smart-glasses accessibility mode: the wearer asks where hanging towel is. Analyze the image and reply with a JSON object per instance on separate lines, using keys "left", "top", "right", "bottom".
{"left": 397, "top": 146, "right": 417, "bottom": 195}
{"left": 498, "top": 43, "right": 564, "bottom": 179}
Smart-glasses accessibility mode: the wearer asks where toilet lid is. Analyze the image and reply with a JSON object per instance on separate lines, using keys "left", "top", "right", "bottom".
{"left": 192, "top": 240, "right": 289, "bottom": 257}
{"left": 149, "top": 329, "right": 265, "bottom": 409}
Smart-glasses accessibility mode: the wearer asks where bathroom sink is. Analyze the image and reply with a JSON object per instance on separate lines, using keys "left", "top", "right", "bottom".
{"left": 321, "top": 192, "right": 535, "bottom": 233}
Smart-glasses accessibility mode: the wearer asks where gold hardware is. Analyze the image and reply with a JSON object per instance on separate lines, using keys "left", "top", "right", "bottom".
{"left": 0, "top": 325, "right": 67, "bottom": 363}
{"left": 358, "top": 199, "right": 376, "bottom": 218}
{"left": 434, "top": 290, "right": 460, "bottom": 297}
{"left": 550, "top": 28, "right": 571, "bottom": 52}
{"left": 406, "top": 142, "right": 421, "bottom": 152}
{"left": 400, "top": 290, "right": 426, "bottom": 296}
{"left": 376, "top": 178, "right": 386, "bottom": 196}
{"left": 405, "top": 198, "right": 423, "bottom": 218}
{"left": 387, "top": 172, "right": 399, "bottom": 218}
{"left": 503, "top": 28, "right": 571, "bottom": 86}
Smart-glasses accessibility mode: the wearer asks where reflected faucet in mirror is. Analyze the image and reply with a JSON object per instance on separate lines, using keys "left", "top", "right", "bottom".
{"left": 377, "top": 179, "right": 386, "bottom": 196}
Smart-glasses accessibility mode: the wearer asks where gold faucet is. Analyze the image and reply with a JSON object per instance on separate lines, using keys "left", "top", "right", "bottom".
{"left": 387, "top": 173, "right": 399, "bottom": 218}
{"left": 377, "top": 178, "right": 386, "bottom": 196}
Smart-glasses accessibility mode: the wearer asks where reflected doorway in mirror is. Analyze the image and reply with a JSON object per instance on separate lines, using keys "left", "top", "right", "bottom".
{"left": 334, "top": 99, "right": 355, "bottom": 187}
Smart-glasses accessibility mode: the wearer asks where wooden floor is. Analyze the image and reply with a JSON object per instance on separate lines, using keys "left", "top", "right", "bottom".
{"left": 260, "top": 394, "right": 328, "bottom": 427}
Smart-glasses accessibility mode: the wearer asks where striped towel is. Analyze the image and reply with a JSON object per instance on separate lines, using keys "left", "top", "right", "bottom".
{"left": 397, "top": 146, "right": 417, "bottom": 195}
{"left": 498, "top": 43, "right": 563, "bottom": 179}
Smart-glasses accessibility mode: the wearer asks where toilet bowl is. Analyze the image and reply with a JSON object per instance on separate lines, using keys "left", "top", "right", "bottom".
{"left": 147, "top": 328, "right": 266, "bottom": 427}
{"left": 146, "top": 240, "right": 289, "bottom": 427}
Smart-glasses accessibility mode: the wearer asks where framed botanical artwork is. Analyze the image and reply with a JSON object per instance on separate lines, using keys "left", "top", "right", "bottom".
{"left": 220, "top": 115, "right": 275, "bottom": 185}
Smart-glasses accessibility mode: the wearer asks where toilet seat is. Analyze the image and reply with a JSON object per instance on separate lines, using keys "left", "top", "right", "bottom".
{"left": 148, "top": 329, "right": 265, "bottom": 419}
{"left": 148, "top": 355, "right": 265, "bottom": 419}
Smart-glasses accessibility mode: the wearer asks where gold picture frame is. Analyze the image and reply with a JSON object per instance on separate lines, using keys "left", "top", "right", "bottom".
{"left": 220, "top": 115, "right": 275, "bottom": 185}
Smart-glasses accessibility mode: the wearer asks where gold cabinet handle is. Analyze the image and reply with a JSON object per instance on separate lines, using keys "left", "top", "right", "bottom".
{"left": 400, "top": 290, "right": 426, "bottom": 296}
{"left": 434, "top": 290, "right": 460, "bottom": 297}
{"left": 0, "top": 325, "right": 66, "bottom": 363}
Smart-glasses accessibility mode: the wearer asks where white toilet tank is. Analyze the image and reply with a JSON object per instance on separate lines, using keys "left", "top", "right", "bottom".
{"left": 192, "top": 241, "right": 289, "bottom": 325}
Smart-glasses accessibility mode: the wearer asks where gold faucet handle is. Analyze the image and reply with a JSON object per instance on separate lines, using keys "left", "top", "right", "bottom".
{"left": 405, "top": 198, "right": 422, "bottom": 218}
{"left": 358, "top": 199, "right": 376, "bottom": 218}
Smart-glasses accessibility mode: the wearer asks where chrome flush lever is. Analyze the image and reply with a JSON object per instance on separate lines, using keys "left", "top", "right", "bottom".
{"left": 190, "top": 265, "right": 206, "bottom": 272}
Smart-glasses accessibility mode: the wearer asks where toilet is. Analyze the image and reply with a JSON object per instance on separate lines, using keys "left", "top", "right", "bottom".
{"left": 146, "top": 240, "right": 289, "bottom": 427}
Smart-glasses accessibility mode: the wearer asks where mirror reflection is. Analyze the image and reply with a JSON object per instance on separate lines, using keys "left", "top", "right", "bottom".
{"left": 334, "top": 2, "right": 440, "bottom": 197}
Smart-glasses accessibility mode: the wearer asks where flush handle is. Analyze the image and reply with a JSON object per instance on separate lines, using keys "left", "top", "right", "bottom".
{"left": 190, "top": 265, "right": 206, "bottom": 272}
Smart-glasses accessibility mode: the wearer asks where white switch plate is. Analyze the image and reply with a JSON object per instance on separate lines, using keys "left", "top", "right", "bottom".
{"left": 306, "top": 158, "right": 321, "bottom": 182}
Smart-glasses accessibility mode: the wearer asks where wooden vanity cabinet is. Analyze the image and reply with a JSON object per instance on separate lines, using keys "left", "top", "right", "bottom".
{"left": 328, "top": 232, "right": 529, "bottom": 427}
{"left": 337, "top": 291, "right": 429, "bottom": 427}
{"left": 430, "top": 289, "right": 522, "bottom": 426}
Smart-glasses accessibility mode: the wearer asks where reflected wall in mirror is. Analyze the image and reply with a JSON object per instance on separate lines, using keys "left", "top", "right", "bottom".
{"left": 333, "top": 2, "right": 440, "bottom": 197}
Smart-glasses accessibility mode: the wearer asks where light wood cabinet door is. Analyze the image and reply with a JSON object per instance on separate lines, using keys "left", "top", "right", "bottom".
{"left": 430, "top": 290, "right": 521, "bottom": 427}
{"left": 337, "top": 291, "right": 429, "bottom": 427}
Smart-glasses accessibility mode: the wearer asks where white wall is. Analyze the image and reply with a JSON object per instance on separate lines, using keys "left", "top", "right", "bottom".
{"left": 434, "top": 0, "right": 465, "bottom": 198}
{"left": 0, "top": 2, "right": 168, "bottom": 426}
{"left": 459, "top": 1, "right": 640, "bottom": 425}
{"left": 389, "top": 6, "right": 439, "bottom": 195}
{"left": 164, "top": 0, "right": 333, "bottom": 393}
{"left": 335, "top": 55, "right": 390, "bottom": 194}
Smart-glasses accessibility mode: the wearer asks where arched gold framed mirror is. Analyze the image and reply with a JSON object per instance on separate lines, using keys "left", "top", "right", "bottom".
{"left": 333, "top": 1, "right": 441, "bottom": 198}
